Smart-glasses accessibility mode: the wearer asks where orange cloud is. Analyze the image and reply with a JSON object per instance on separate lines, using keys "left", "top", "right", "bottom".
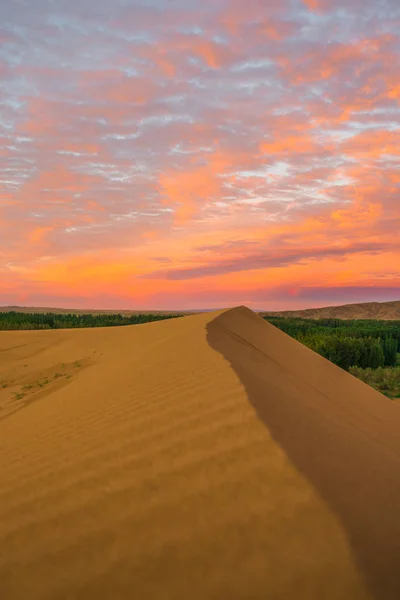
{"left": 159, "top": 150, "right": 244, "bottom": 222}
{"left": 303, "top": 0, "right": 322, "bottom": 11}
{"left": 260, "top": 19, "right": 296, "bottom": 40}
{"left": 154, "top": 54, "right": 177, "bottom": 78}
{"left": 331, "top": 202, "right": 383, "bottom": 229}
{"left": 20, "top": 164, "right": 103, "bottom": 199}
{"left": 160, "top": 165, "right": 221, "bottom": 222}
{"left": 279, "top": 34, "right": 396, "bottom": 88}
{"left": 342, "top": 130, "right": 400, "bottom": 159}
{"left": 261, "top": 133, "right": 315, "bottom": 155}
{"left": 191, "top": 40, "right": 221, "bottom": 69}
{"left": 29, "top": 226, "right": 54, "bottom": 243}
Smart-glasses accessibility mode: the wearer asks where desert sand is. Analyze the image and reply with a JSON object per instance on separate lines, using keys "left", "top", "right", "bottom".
{"left": 1, "top": 306, "right": 400, "bottom": 599}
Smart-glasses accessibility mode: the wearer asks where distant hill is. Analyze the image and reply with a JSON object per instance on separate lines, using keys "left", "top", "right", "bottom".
{"left": 1, "top": 299, "right": 400, "bottom": 320}
{"left": 261, "top": 300, "right": 400, "bottom": 321}
{"left": 0, "top": 306, "right": 199, "bottom": 316}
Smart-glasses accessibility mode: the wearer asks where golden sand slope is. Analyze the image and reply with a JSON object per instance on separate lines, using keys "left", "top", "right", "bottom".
{"left": 262, "top": 299, "right": 400, "bottom": 320}
{"left": 1, "top": 306, "right": 400, "bottom": 600}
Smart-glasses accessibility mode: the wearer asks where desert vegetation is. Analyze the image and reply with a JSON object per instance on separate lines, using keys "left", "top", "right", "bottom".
{"left": 349, "top": 365, "right": 400, "bottom": 399}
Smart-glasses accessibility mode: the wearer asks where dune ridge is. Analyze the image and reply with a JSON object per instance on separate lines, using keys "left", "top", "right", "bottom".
{"left": 1, "top": 306, "right": 400, "bottom": 599}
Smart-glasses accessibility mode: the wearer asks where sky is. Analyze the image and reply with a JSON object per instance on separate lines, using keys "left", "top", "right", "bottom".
{"left": 0, "top": 0, "right": 399, "bottom": 311}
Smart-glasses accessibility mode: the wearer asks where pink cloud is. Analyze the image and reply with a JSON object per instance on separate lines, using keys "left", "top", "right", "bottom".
{"left": 1, "top": 0, "right": 399, "bottom": 309}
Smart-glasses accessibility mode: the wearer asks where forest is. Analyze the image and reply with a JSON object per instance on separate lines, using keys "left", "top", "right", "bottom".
{"left": 263, "top": 316, "right": 400, "bottom": 369}
{"left": 0, "top": 311, "right": 184, "bottom": 330}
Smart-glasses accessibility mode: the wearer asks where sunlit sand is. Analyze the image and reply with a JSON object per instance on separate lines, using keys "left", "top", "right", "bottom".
{"left": 1, "top": 307, "right": 399, "bottom": 599}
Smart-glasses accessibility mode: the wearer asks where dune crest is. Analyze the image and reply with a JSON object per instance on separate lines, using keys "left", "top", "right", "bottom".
{"left": 1, "top": 306, "right": 399, "bottom": 599}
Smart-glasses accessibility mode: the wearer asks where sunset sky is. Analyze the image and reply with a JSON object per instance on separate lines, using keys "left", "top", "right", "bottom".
{"left": 1, "top": 0, "right": 399, "bottom": 310}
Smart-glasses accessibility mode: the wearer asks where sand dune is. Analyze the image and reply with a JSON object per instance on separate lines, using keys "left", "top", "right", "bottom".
{"left": 262, "top": 299, "right": 400, "bottom": 320}
{"left": 1, "top": 306, "right": 400, "bottom": 599}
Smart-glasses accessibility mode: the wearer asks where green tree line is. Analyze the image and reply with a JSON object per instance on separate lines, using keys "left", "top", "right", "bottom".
{"left": 0, "top": 311, "right": 183, "bottom": 330}
{"left": 264, "top": 316, "right": 400, "bottom": 371}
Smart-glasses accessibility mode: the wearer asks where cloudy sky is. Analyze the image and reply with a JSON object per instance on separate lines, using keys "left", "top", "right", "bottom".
{"left": 1, "top": 0, "right": 399, "bottom": 310}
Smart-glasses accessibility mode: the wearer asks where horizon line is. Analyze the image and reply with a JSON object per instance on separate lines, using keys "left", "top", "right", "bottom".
{"left": 0, "top": 299, "right": 399, "bottom": 315}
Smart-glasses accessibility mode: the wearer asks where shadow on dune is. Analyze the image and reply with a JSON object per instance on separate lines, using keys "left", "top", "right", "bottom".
{"left": 206, "top": 308, "right": 400, "bottom": 600}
